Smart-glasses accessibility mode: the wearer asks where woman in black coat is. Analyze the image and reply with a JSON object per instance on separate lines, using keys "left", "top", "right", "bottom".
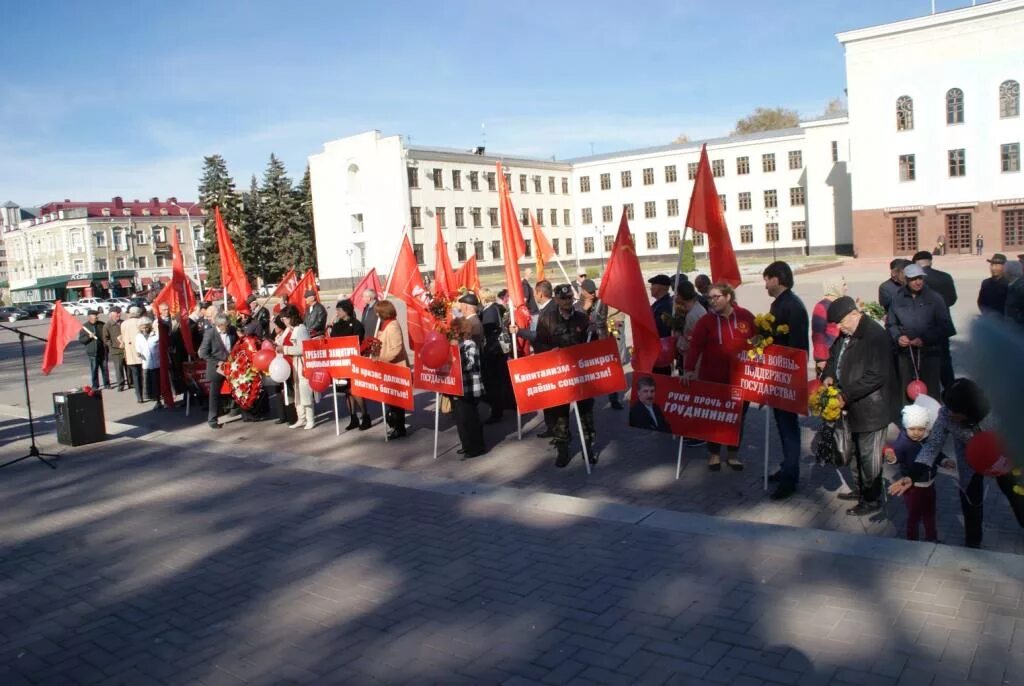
{"left": 331, "top": 299, "right": 369, "bottom": 431}
{"left": 479, "top": 288, "right": 515, "bottom": 424}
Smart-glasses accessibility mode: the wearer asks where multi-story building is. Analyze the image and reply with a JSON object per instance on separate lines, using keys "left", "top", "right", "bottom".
{"left": 839, "top": 0, "right": 1024, "bottom": 257}
{"left": 3, "top": 196, "right": 206, "bottom": 304}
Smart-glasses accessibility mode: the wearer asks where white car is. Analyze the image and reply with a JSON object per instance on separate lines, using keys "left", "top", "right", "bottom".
{"left": 73, "top": 297, "right": 110, "bottom": 314}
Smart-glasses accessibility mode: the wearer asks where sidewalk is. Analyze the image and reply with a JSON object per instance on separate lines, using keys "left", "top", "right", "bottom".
{"left": 0, "top": 439, "right": 1020, "bottom": 685}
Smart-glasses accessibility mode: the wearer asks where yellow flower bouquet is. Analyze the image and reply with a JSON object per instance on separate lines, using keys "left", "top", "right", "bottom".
{"left": 746, "top": 312, "right": 790, "bottom": 358}
{"left": 809, "top": 385, "right": 843, "bottom": 422}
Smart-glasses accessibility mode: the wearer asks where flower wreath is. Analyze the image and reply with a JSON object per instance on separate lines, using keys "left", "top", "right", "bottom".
{"left": 224, "top": 335, "right": 263, "bottom": 410}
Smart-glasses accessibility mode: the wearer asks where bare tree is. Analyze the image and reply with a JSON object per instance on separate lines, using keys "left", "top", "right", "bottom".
{"left": 732, "top": 107, "right": 800, "bottom": 135}
{"left": 672, "top": 133, "right": 690, "bottom": 144}
{"left": 823, "top": 97, "right": 847, "bottom": 115}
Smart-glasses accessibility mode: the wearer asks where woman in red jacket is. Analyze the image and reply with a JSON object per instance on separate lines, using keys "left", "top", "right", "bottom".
{"left": 682, "top": 283, "right": 755, "bottom": 471}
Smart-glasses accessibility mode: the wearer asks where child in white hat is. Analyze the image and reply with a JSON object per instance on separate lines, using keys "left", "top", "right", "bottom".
{"left": 886, "top": 403, "right": 942, "bottom": 541}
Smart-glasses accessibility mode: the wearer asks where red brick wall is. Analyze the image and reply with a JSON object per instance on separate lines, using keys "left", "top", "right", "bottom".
{"left": 853, "top": 203, "right": 1023, "bottom": 257}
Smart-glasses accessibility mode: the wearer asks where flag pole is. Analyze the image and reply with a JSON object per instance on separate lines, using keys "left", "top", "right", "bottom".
{"left": 572, "top": 401, "right": 592, "bottom": 476}
{"left": 433, "top": 392, "right": 440, "bottom": 460}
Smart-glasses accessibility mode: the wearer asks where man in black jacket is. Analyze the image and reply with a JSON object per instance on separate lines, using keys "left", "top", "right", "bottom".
{"left": 303, "top": 290, "right": 327, "bottom": 338}
{"left": 886, "top": 264, "right": 955, "bottom": 404}
{"left": 878, "top": 258, "right": 910, "bottom": 311}
{"left": 648, "top": 274, "right": 674, "bottom": 375}
{"left": 198, "top": 313, "right": 237, "bottom": 429}
{"left": 101, "top": 307, "right": 127, "bottom": 391}
{"left": 79, "top": 310, "right": 110, "bottom": 388}
{"left": 1005, "top": 261, "right": 1024, "bottom": 326}
{"left": 977, "top": 253, "right": 1009, "bottom": 316}
{"left": 912, "top": 250, "right": 957, "bottom": 390}
{"left": 763, "top": 261, "right": 810, "bottom": 501}
{"left": 823, "top": 296, "right": 900, "bottom": 516}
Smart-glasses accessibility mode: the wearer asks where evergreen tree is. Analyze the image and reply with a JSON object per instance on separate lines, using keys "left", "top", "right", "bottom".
{"left": 196, "top": 155, "right": 242, "bottom": 288}
{"left": 239, "top": 174, "right": 268, "bottom": 282}
{"left": 291, "top": 165, "right": 317, "bottom": 273}
{"left": 258, "top": 154, "right": 297, "bottom": 281}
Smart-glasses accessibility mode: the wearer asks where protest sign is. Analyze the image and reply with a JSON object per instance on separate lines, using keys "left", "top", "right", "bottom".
{"left": 413, "top": 343, "right": 463, "bottom": 396}
{"left": 302, "top": 336, "right": 360, "bottom": 380}
{"left": 183, "top": 360, "right": 210, "bottom": 394}
{"left": 349, "top": 356, "right": 415, "bottom": 411}
{"left": 638, "top": 375, "right": 744, "bottom": 446}
{"left": 508, "top": 338, "right": 626, "bottom": 414}
{"left": 730, "top": 344, "right": 809, "bottom": 415}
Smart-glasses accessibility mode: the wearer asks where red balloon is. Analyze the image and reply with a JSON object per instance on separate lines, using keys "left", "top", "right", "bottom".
{"left": 252, "top": 349, "right": 275, "bottom": 372}
{"left": 420, "top": 331, "right": 450, "bottom": 369}
{"left": 308, "top": 369, "right": 332, "bottom": 393}
{"left": 906, "top": 380, "right": 928, "bottom": 401}
{"left": 261, "top": 339, "right": 275, "bottom": 351}
{"left": 808, "top": 379, "right": 822, "bottom": 397}
{"left": 966, "top": 431, "right": 1013, "bottom": 477}
{"left": 655, "top": 337, "right": 674, "bottom": 368}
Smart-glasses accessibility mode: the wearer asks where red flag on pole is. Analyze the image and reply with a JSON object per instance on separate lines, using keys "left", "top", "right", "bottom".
{"left": 41, "top": 301, "right": 83, "bottom": 375}
{"left": 497, "top": 162, "right": 530, "bottom": 330}
{"left": 287, "top": 268, "right": 319, "bottom": 316}
{"left": 453, "top": 255, "right": 480, "bottom": 293}
{"left": 214, "top": 206, "right": 253, "bottom": 313}
{"left": 598, "top": 211, "right": 661, "bottom": 374}
{"left": 685, "top": 144, "right": 742, "bottom": 288}
{"left": 349, "top": 267, "right": 384, "bottom": 305}
{"left": 388, "top": 235, "right": 432, "bottom": 350}
{"left": 271, "top": 269, "right": 299, "bottom": 300}
{"left": 529, "top": 211, "right": 556, "bottom": 281}
{"left": 433, "top": 214, "right": 457, "bottom": 299}
{"left": 151, "top": 226, "right": 197, "bottom": 355}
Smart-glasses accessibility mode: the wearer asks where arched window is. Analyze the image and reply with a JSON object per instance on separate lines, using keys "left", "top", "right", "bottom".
{"left": 1000, "top": 80, "right": 1020, "bottom": 118}
{"left": 896, "top": 95, "right": 914, "bottom": 131}
{"left": 946, "top": 88, "right": 964, "bottom": 124}
{"left": 347, "top": 163, "right": 360, "bottom": 194}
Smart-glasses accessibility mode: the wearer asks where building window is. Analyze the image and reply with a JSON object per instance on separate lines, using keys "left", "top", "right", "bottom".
{"left": 644, "top": 201, "right": 656, "bottom": 219}
{"left": 740, "top": 225, "right": 754, "bottom": 244}
{"left": 894, "top": 217, "right": 918, "bottom": 253}
{"left": 456, "top": 242, "right": 467, "bottom": 262}
{"left": 470, "top": 207, "right": 482, "bottom": 228}
{"left": 96, "top": 258, "right": 108, "bottom": 271}
{"left": 788, "top": 150, "right": 803, "bottom": 170}
{"left": 452, "top": 170, "right": 462, "bottom": 190}
{"left": 762, "top": 153, "right": 776, "bottom": 172}
{"left": 1003, "top": 209, "right": 1024, "bottom": 247}
{"left": 552, "top": 238, "right": 560, "bottom": 255}
{"left": 562, "top": 177, "right": 569, "bottom": 194}
{"left": 1001, "top": 143, "right": 1021, "bottom": 173}
{"left": 946, "top": 88, "right": 964, "bottom": 124}
{"left": 622, "top": 170, "right": 633, "bottom": 187}
{"left": 899, "top": 154, "right": 916, "bottom": 182}
{"left": 584, "top": 237, "right": 595, "bottom": 254}
{"left": 831, "top": 141, "right": 839, "bottom": 163}
{"left": 1000, "top": 80, "right": 1020, "bottom": 118}
{"left": 667, "top": 198, "right": 679, "bottom": 217}
{"left": 896, "top": 96, "right": 914, "bottom": 131}
{"left": 790, "top": 187, "right": 805, "bottom": 206}
{"left": 711, "top": 159, "right": 725, "bottom": 177}
{"left": 410, "top": 242, "right": 424, "bottom": 265}
{"left": 668, "top": 230, "right": 680, "bottom": 248}
{"left": 488, "top": 208, "right": 498, "bottom": 226}
{"left": 503, "top": 172, "right": 511, "bottom": 190}
{"left": 719, "top": 194, "right": 727, "bottom": 211}
{"left": 580, "top": 176, "right": 591, "bottom": 192}
{"left": 604, "top": 235, "right": 614, "bottom": 252}
{"left": 646, "top": 232, "right": 658, "bottom": 250}
{"left": 659, "top": 166, "right": 673, "bottom": 184}
{"left": 524, "top": 239, "right": 532, "bottom": 258}
{"left": 549, "top": 176, "right": 556, "bottom": 193}
{"left": 487, "top": 172, "right": 496, "bottom": 191}
{"left": 946, "top": 213, "right": 972, "bottom": 250}
{"left": 534, "top": 175, "right": 542, "bottom": 193}
{"left": 536, "top": 208, "right": 544, "bottom": 226}
{"left": 765, "top": 223, "right": 779, "bottom": 242}
{"left": 565, "top": 238, "right": 573, "bottom": 255}
{"left": 736, "top": 156, "right": 750, "bottom": 175}
{"left": 563, "top": 209, "right": 571, "bottom": 225}
{"left": 134, "top": 230, "right": 147, "bottom": 245}
{"left": 764, "top": 189, "right": 778, "bottom": 208}
{"left": 136, "top": 256, "right": 147, "bottom": 269}
{"left": 520, "top": 208, "right": 529, "bottom": 225}
{"left": 454, "top": 207, "right": 465, "bottom": 228}
{"left": 582, "top": 208, "right": 593, "bottom": 224}
{"left": 474, "top": 241, "right": 485, "bottom": 260}
{"left": 94, "top": 231, "right": 106, "bottom": 247}
{"left": 642, "top": 167, "right": 654, "bottom": 185}
{"left": 550, "top": 209, "right": 558, "bottom": 226}
{"left": 600, "top": 173, "right": 611, "bottom": 190}
{"left": 436, "top": 207, "right": 446, "bottom": 227}
{"left": 693, "top": 232, "right": 704, "bottom": 247}
{"left": 519, "top": 174, "right": 528, "bottom": 192}
{"left": 602, "top": 205, "right": 613, "bottom": 222}
{"left": 624, "top": 203, "right": 634, "bottom": 220}
{"left": 687, "top": 162, "right": 698, "bottom": 180}
{"left": 791, "top": 221, "right": 807, "bottom": 241}
{"left": 491, "top": 240, "right": 501, "bottom": 260}
{"left": 408, "top": 167, "right": 419, "bottom": 188}
{"left": 469, "top": 171, "right": 479, "bottom": 191}
{"left": 948, "top": 149, "right": 966, "bottom": 177}
{"left": 432, "top": 168, "right": 443, "bottom": 189}
{"left": 738, "top": 192, "right": 752, "bottom": 211}
{"left": 116, "top": 257, "right": 126, "bottom": 269}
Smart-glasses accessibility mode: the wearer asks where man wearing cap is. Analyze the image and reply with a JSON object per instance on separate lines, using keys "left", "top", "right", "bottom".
{"left": 78, "top": 310, "right": 110, "bottom": 388}
{"left": 243, "top": 293, "right": 270, "bottom": 338}
{"left": 102, "top": 307, "right": 127, "bottom": 391}
{"left": 879, "top": 258, "right": 911, "bottom": 311}
{"left": 823, "top": 296, "right": 901, "bottom": 516}
{"left": 887, "top": 264, "right": 955, "bottom": 403}
{"left": 648, "top": 274, "right": 674, "bottom": 374}
{"left": 913, "top": 250, "right": 957, "bottom": 391}
{"left": 576, "top": 278, "right": 623, "bottom": 410}
{"left": 1004, "top": 260, "right": 1024, "bottom": 326}
{"left": 978, "top": 253, "right": 1009, "bottom": 316}
{"left": 457, "top": 292, "right": 484, "bottom": 347}
{"left": 303, "top": 290, "right": 327, "bottom": 338}
{"left": 536, "top": 283, "right": 596, "bottom": 467}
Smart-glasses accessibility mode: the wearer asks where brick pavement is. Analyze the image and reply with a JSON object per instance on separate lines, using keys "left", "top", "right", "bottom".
{"left": 0, "top": 439, "right": 1022, "bottom": 685}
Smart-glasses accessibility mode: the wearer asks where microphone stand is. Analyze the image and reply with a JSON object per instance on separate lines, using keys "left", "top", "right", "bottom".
{"left": 0, "top": 322, "right": 58, "bottom": 469}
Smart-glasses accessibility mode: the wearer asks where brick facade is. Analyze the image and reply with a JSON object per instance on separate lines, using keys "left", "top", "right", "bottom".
{"left": 853, "top": 201, "right": 1024, "bottom": 257}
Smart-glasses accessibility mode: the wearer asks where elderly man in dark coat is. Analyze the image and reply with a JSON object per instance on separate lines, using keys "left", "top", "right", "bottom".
{"left": 823, "top": 296, "right": 901, "bottom": 516}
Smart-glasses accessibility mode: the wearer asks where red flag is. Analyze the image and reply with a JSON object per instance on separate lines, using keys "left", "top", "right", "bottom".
{"left": 685, "top": 144, "right": 741, "bottom": 288}
{"left": 433, "top": 214, "right": 457, "bottom": 299}
{"left": 598, "top": 211, "right": 661, "bottom": 374}
{"left": 529, "top": 211, "right": 556, "bottom": 281}
{"left": 214, "top": 206, "right": 253, "bottom": 313}
{"left": 349, "top": 267, "right": 384, "bottom": 305}
{"left": 387, "top": 235, "right": 432, "bottom": 350}
{"left": 287, "top": 269, "right": 319, "bottom": 316}
{"left": 41, "top": 301, "right": 83, "bottom": 375}
{"left": 271, "top": 269, "right": 299, "bottom": 300}
{"left": 151, "top": 226, "right": 196, "bottom": 356}
{"left": 497, "top": 162, "right": 531, "bottom": 330}
{"left": 453, "top": 255, "right": 480, "bottom": 293}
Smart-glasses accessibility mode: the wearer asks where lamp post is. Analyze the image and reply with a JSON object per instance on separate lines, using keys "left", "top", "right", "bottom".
{"left": 765, "top": 208, "right": 778, "bottom": 262}
{"left": 595, "top": 224, "right": 607, "bottom": 274}
{"left": 346, "top": 248, "right": 355, "bottom": 291}
{"left": 170, "top": 201, "right": 204, "bottom": 294}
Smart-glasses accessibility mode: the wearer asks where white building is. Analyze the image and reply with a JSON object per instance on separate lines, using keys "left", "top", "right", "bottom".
{"left": 838, "top": 0, "right": 1024, "bottom": 257}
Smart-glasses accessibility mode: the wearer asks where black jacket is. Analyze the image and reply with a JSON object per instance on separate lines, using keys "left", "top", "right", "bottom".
{"left": 977, "top": 276, "right": 1008, "bottom": 316}
{"left": 535, "top": 305, "right": 588, "bottom": 353}
{"left": 886, "top": 285, "right": 955, "bottom": 354}
{"left": 629, "top": 402, "right": 668, "bottom": 431}
{"left": 651, "top": 294, "right": 673, "bottom": 337}
{"left": 522, "top": 279, "right": 538, "bottom": 314}
{"left": 360, "top": 300, "right": 379, "bottom": 337}
{"left": 330, "top": 317, "right": 365, "bottom": 342}
{"left": 823, "top": 315, "right": 900, "bottom": 433}
{"left": 1006, "top": 279, "right": 1024, "bottom": 327}
{"left": 198, "top": 325, "right": 238, "bottom": 379}
{"left": 878, "top": 278, "right": 901, "bottom": 311}
{"left": 769, "top": 288, "right": 809, "bottom": 353}
{"left": 923, "top": 266, "right": 957, "bottom": 308}
{"left": 304, "top": 302, "right": 328, "bottom": 338}
{"left": 78, "top": 321, "right": 105, "bottom": 358}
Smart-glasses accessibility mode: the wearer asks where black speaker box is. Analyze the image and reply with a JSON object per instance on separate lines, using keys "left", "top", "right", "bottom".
{"left": 53, "top": 390, "right": 107, "bottom": 447}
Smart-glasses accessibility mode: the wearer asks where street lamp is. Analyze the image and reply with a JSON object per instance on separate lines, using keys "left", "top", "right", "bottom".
{"left": 346, "top": 248, "right": 355, "bottom": 291}
{"left": 169, "top": 200, "right": 205, "bottom": 294}
{"left": 765, "top": 208, "right": 778, "bottom": 262}
{"left": 595, "top": 224, "right": 607, "bottom": 274}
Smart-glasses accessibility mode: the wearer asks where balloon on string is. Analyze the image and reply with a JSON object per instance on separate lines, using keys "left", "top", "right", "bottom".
{"left": 261, "top": 339, "right": 275, "bottom": 351}
{"left": 308, "top": 369, "right": 332, "bottom": 393}
{"left": 656, "top": 337, "right": 674, "bottom": 368}
{"left": 252, "top": 349, "right": 275, "bottom": 373}
{"left": 966, "top": 431, "right": 1013, "bottom": 477}
{"left": 906, "top": 380, "right": 928, "bottom": 401}
{"left": 420, "top": 331, "right": 450, "bottom": 369}
{"left": 268, "top": 355, "right": 291, "bottom": 383}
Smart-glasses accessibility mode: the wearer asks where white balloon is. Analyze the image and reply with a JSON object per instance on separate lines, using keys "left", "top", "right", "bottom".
{"left": 269, "top": 355, "right": 291, "bottom": 383}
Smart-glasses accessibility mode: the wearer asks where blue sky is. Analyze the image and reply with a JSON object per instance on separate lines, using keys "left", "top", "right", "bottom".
{"left": 1, "top": 0, "right": 983, "bottom": 205}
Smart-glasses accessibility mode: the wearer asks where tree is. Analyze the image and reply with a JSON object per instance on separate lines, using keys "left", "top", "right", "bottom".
{"left": 239, "top": 175, "right": 268, "bottom": 282}
{"left": 290, "top": 165, "right": 317, "bottom": 274}
{"left": 197, "top": 155, "right": 242, "bottom": 288}
{"left": 257, "top": 154, "right": 298, "bottom": 280}
{"left": 672, "top": 133, "right": 690, "bottom": 144}
{"left": 731, "top": 107, "right": 800, "bottom": 135}
{"left": 823, "top": 97, "right": 847, "bottom": 116}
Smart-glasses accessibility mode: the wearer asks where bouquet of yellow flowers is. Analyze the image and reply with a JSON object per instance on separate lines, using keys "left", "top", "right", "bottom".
{"left": 810, "top": 383, "right": 851, "bottom": 466}
{"left": 746, "top": 312, "right": 790, "bottom": 358}
{"left": 809, "top": 384, "right": 843, "bottom": 421}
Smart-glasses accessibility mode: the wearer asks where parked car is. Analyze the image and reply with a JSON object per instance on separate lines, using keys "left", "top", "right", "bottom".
{"left": 73, "top": 297, "right": 110, "bottom": 314}
{"left": 21, "top": 303, "right": 54, "bottom": 319}
{"left": 0, "top": 306, "right": 31, "bottom": 322}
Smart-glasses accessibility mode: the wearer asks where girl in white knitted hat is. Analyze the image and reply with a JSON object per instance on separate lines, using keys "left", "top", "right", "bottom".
{"left": 887, "top": 401, "right": 947, "bottom": 541}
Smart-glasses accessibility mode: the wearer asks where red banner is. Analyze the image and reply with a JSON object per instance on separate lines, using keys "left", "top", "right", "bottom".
{"left": 349, "top": 356, "right": 415, "bottom": 411}
{"left": 730, "top": 344, "right": 809, "bottom": 415}
{"left": 413, "top": 343, "right": 463, "bottom": 396}
{"left": 629, "top": 374, "right": 743, "bottom": 445}
{"left": 507, "top": 338, "right": 626, "bottom": 414}
{"left": 183, "top": 360, "right": 210, "bottom": 395}
{"left": 302, "top": 336, "right": 360, "bottom": 380}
